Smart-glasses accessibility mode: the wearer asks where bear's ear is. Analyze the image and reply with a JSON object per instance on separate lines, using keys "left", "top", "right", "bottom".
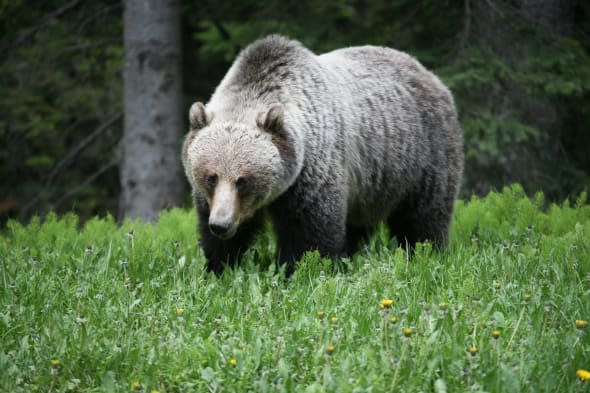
{"left": 189, "top": 102, "right": 213, "bottom": 131}
{"left": 256, "top": 104, "right": 284, "bottom": 134}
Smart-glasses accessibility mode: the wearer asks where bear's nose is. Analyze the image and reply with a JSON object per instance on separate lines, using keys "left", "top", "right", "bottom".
{"left": 209, "top": 222, "right": 229, "bottom": 237}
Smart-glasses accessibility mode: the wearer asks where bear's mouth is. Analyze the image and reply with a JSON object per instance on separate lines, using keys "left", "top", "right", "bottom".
{"left": 210, "top": 230, "right": 235, "bottom": 240}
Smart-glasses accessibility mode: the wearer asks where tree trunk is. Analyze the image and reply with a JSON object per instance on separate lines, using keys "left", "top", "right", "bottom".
{"left": 120, "top": 0, "right": 184, "bottom": 222}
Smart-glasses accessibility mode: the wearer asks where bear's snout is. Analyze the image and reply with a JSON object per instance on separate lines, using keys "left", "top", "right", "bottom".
{"left": 208, "top": 181, "right": 239, "bottom": 239}
{"left": 208, "top": 209, "right": 238, "bottom": 239}
{"left": 209, "top": 222, "right": 230, "bottom": 237}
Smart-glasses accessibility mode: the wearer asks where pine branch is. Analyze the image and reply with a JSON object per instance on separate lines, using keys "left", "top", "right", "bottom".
{"left": 54, "top": 158, "right": 118, "bottom": 209}
{"left": 47, "top": 111, "right": 122, "bottom": 186}
{"left": 19, "top": 112, "right": 121, "bottom": 219}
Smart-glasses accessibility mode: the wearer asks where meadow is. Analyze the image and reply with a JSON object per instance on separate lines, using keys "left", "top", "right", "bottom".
{"left": 1, "top": 185, "right": 589, "bottom": 392}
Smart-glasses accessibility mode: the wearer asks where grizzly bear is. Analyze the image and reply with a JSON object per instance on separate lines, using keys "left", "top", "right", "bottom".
{"left": 182, "top": 35, "right": 463, "bottom": 274}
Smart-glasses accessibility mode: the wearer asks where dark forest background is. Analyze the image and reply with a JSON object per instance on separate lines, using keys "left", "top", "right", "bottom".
{"left": 1, "top": 0, "right": 589, "bottom": 224}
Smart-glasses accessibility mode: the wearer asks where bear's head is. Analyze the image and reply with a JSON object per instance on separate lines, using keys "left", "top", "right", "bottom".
{"left": 182, "top": 102, "right": 300, "bottom": 239}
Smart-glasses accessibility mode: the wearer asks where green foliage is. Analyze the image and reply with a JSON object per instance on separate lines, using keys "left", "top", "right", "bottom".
{"left": 0, "top": 1, "right": 122, "bottom": 222}
{"left": 1, "top": 187, "right": 589, "bottom": 392}
{"left": 191, "top": 0, "right": 463, "bottom": 62}
{"left": 438, "top": 5, "right": 590, "bottom": 198}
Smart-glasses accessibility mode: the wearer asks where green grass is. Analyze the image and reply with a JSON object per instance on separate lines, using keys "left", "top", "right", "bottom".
{"left": 1, "top": 185, "right": 589, "bottom": 392}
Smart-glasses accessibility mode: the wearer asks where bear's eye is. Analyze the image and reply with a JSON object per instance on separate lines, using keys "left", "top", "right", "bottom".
{"left": 205, "top": 173, "right": 218, "bottom": 188}
{"left": 235, "top": 176, "right": 249, "bottom": 192}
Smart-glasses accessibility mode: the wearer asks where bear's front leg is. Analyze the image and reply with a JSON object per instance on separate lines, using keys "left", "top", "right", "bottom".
{"left": 196, "top": 203, "right": 263, "bottom": 274}
{"left": 270, "top": 186, "right": 346, "bottom": 276}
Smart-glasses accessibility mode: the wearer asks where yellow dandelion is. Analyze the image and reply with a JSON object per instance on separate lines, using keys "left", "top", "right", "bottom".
{"left": 523, "top": 293, "right": 531, "bottom": 303}
{"left": 132, "top": 380, "right": 142, "bottom": 390}
{"left": 326, "top": 344, "right": 336, "bottom": 354}
{"left": 380, "top": 299, "right": 394, "bottom": 309}
{"left": 330, "top": 316, "right": 339, "bottom": 323}
{"left": 229, "top": 357, "right": 237, "bottom": 366}
{"left": 176, "top": 307, "right": 185, "bottom": 316}
{"left": 438, "top": 302, "right": 448, "bottom": 311}
{"left": 316, "top": 310, "right": 326, "bottom": 319}
{"left": 491, "top": 330, "right": 501, "bottom": 339}
{"left": 493, "top": 280, "right": 500, "bottom": 290}
{"left": 575, "top": 320, "right": 588, "bottom": 329}
{"left": 151, "top": 391, "right": 160, "bottom": 393}
{"left": 468, "top": 346, "right": 478, "bottom": 356}
{"left": 402, "top": 327, "right": 414, "bottom": 337}
{"left": 577, "top": 369, "right": 590, "bottom": 381}
{"left": 50, "top": 358, "right": 61, "bottom": 368}
{"left": 389, "top": 315, "right": 398, "bottom": 324}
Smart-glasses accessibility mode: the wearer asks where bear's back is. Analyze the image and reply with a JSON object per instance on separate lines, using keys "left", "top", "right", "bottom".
{"left": 317, "top": 45, "right": 462, "bottom": 225}
{"left": 318, "top": 45, "right": 455, "bottom": 118}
